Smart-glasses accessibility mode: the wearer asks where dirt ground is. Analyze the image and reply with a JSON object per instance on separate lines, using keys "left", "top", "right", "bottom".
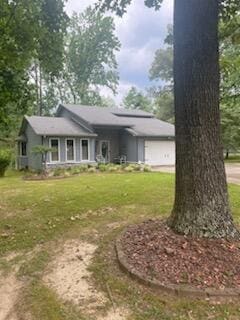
{"left": 0, "top": 239, "right": 128, "bottom": 320}
{"left": 153, "top": 163, "right": 240, "bottom": 185}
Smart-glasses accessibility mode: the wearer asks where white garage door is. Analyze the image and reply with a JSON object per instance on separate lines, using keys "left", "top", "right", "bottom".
{"left": 145, "top": 140, "right": 175, "bottom": 166}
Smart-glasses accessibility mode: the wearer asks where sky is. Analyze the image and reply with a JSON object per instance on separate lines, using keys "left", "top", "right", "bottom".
{"left": 65, "top": 0, "right": 173, "bottom": 104}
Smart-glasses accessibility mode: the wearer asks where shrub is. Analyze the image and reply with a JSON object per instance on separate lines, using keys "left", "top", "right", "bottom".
{"left": 130, "top": 164, "right": 141, "bottom": 171}
{"left": 143, "top": 165, "right": 152, "bottom": 172}
{"left": 124, "top": 165, "right": 134, "bottom": 172}
{"left": 98, "top": 164, "right": 108, "bottom": 172}
{"left": 108, "top": 165, "right": 119, "bottom": 172}
{"left": 70, "top": 167, "right": 81, "bottom": 175}
{"left": 53, "top": 167, "right": 65, "bottom": 177}
{"left": 78, "top": 165, "right": 88, "bottom": 172}
{"left": 88, "top": 167, "right": 96, "bottom": 173}
{"left": 0, "top": 149, "right": 11, "bottom": 177}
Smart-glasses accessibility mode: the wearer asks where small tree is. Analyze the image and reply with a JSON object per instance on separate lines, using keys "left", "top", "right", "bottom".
{"left": 31, "top": 145, "right": 55, "bottom": 174}
{"left": 0, "top": 149, "right": 11, "bottom": 177}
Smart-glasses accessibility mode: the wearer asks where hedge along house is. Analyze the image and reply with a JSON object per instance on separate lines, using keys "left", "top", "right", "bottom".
{"left": 16, "top": 104, "right": 175, "bottom": 170}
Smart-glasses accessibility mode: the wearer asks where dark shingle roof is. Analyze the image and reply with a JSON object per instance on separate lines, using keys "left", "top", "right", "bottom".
{"left": 60, "top": 104, "right": 174, "bottom": 137}
{"left": 25, "top": 116, "right": 96, "bottom": 137}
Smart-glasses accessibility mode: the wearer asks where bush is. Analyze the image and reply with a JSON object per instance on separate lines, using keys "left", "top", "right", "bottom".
{"left": 70, "top": 167, "right": 81, "bottom": 175}
{"left": 124, "top": 165, "right": 134, "bottom": 172}
{"left": 0, "top": 149, "right": 11, "bottom": 177}
{"left": 79, "top": 165, "right": 88, "bottom": 172}
{"left": 130, "top": 163, "right": 142, "bottom": 171}
{"left": 53, "top": 167, "right": 65, "bottom": 177}
{"left": 143, "top": 165, "right": 151, "bottom": 172}
{"left": 98, "top": 164, "right": 108, "bottom": 172}
{"left": 88, "top": 167, "right": 96, "bottom": 173}
{"left": 108, "top": 165, "right": 120, "bottom": 172}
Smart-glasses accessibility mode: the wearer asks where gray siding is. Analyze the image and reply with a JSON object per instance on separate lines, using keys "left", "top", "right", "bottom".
{"left": 137, "top": 138, "right": 145, "bottom": 162}
{"left": 26, "top": 124, "right": 42, "bottom": 170}
{"left": 120, "top": 132, "right": 138, "bottom": 162}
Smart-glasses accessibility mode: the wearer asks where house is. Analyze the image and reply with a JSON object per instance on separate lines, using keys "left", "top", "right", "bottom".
{"left": 16, "top": 104, "right": 175, "bottom": 170}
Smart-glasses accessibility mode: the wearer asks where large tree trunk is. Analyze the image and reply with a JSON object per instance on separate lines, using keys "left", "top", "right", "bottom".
{"left": 169, "top": 0, "right": 239, "bottom": 238}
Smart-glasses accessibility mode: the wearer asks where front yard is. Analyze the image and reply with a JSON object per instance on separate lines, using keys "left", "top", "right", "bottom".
{"left": 1, "top": 171, "right": 240, "bottom": 319}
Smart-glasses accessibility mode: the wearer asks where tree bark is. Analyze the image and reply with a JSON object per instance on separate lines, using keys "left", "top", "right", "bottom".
{"left": 169, "top": 0, "right": 239, "bottom": 238}
{"left": 34, "top": 62, "right": 40, "bottom": 115}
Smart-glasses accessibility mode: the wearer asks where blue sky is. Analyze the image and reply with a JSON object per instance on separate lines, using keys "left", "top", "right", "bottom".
{"left": 66, "top": 0, "right": 173, "bottom": 103}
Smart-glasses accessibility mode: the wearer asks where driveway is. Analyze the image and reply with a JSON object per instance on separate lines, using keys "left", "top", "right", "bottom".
{"left": 153, "top": 163, "right": 240, "bottom": 185}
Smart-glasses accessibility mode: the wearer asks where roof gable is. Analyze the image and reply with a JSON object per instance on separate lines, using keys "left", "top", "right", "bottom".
{"left": 58, "top": 104, "right": 175, "bottom": 137}
{"left": 22, "top": 116, "right": 97, "bottom": 137}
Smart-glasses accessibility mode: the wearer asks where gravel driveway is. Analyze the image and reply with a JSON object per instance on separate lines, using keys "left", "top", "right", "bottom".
{"left": 153, "top": 163, "right": 240, "bottom": 185}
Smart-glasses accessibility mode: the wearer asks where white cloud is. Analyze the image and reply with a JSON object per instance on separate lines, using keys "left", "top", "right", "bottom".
{"left": 100, "top": 80, "right": 139, "bottom": 105}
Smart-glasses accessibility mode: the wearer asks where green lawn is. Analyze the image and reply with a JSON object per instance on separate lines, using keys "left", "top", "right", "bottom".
{"left": 1, "top": 171, "right": 240, "bottom": 319}
{"left": 225, "top": 154, "right": 240, "bottom": 163}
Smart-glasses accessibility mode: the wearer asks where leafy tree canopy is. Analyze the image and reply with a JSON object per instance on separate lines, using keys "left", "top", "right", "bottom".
{"left": 0, "top": 0, "right": 68, "bottom": 135}
{"left": 57, "top": 7, "right": 120, "bottom": 106}
{"left": 123, "top": 87, "right": 153, "bottom": 112}
{"left": 97, "top": 0, "right": 240, "bottom": 18}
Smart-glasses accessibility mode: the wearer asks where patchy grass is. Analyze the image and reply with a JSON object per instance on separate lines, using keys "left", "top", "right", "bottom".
{"left": 20, "top": 281, "right": 85, "bottom": 320}
{"left": 225, "top": 154, "right": 240, "bottom": 163}
{"left": 1, "top": 171, "right": 240, "bottom": 320}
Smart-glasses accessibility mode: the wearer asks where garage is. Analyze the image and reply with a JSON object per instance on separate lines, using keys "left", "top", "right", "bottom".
{"left": 145, "top": 140, "right": 175, "bottom": 166}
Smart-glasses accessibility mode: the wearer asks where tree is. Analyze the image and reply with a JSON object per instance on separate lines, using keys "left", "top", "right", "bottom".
{"left": 149, "top": 25, "right": 174, "bottom": 122}
{"left": 31, "top": 145, "right": 55, "bottom": 174}
{"left": 148, "top": 87, "right": 174, "bottom": 123}
{"left": 58, "top": 7, "right": 120, "bottom": 106}
{"left": 123, "top": 87, "right": 153, "bottom": 112}
{"left": 0, "top": 0, "right": 68, "bottom": 133}
{"left": 149, "top": 47, "right": 173, "bottom": 83}
{"left": 98, "top": 0, "right": 240, "bottom": 238}
{"left": 221, "top": 103, "right": 240, "bottom": 158}
{"left": 32, "top": 0, "right": 68, "bottom": 116}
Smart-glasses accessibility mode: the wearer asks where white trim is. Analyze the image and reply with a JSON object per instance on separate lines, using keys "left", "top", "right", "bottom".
{"left": 49, "top": 137, "right": 61, "bottom": 163}
{"left": 80, "top": 138, "right": 90, "bottom": 161}
{"left": 65, "top": 138, "right": 76, "bottom": 162}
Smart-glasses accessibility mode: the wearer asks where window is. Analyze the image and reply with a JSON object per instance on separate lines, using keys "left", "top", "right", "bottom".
{"left": 66, "top": 139, "right": 75, "bottom": 162}
{"left": 81, "top": 139, "right": 89, "bottom": 161}
{"left": 20, "top": 142, "right": 27, "bottom": 156}
{"left": 50, "top": 138, "right": 60, "bottom": 162}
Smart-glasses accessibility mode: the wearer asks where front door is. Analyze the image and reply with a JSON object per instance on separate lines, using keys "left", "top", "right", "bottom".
{"left": 100, "top": 140, "right": 110, "bottom": 162}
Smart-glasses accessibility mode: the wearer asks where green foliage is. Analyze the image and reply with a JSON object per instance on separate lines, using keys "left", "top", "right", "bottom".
{"left": 123, "top": 87, "right": 153, "bottom": 112}
{"left": 97, "top": 0, "right": 163, "bottom": 16}
{"left": 0, "top": 149, "right": 11, "bottom": 177}
{"left": 88, "top": 167, "right": 97, "bottom": 173}
{"left": 31, "top": 145, "right": 55, "bottom": 156}
{"left": 221, "top": 103, "right": 240, "bottom": 153}
{"left": 0, "top": 0, "right": 68, "bottom": 129}
{"left": 58, "top": 7, "right": 120, "bottom": 106}
{"left": 143, "top": 164, "right": 152, "bottom": 172}
{"left": 149, "top": 47, "right": 173, "bottom": 83}
{"left": 52, "top": 167, "right": 64, "bottom": 177}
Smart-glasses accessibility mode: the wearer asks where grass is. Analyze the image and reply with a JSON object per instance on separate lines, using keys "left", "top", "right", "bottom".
{"left": 1, "top": 170, "right": 240, "bottom": 319}
{"left": 225, "top": 154, "right": 240, "bottom": 163}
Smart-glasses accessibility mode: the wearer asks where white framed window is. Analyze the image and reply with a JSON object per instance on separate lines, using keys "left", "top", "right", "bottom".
{"left": 65, "top": 138, "right": 76, "bottom": 162}
{"left": 49, "top": 138, "right": 60, "bottom": 162}
{"left": 80, "top": 139, "right": 90, "bottom": 161}
{"left": 19, "top": 142, "right": 27, "bottom": 156}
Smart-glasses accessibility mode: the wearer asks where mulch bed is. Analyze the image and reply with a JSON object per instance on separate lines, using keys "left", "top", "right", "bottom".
{"left": 119, "top": 220, "right": 240, "bottom": 290}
